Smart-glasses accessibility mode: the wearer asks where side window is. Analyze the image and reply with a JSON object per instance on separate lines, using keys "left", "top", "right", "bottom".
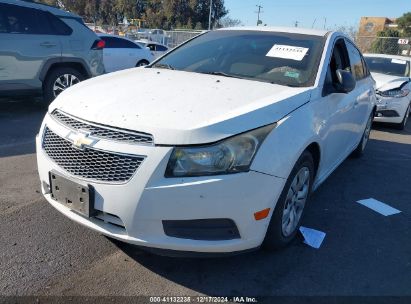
{"left": 361, "top": 57, "right": 370, "bottom": 77}
{"left": 120, "top": 39, "right": 140, "bottom": 49}
{"left": 346, "top": 41, "right": 366, "bottom": 80}
{"left": 147, "top": 44, "right": 156, "bottom": 51}
{"left": 46, "top": 13, "right": 72, "bottom": 35}
{"left": 156, "top": 45, "right": 168, "bottom": 52}
{"left": 102, "top": 37, "right": 140, "bottom": 49}
{"left": 323, "top": 38, "right": 351, "bottom": 95}
{"left": 2, "top": 3, "right": 40, "bottom": 34}
{"left": 0, "top": 5, "right": 7, "bottom": 33}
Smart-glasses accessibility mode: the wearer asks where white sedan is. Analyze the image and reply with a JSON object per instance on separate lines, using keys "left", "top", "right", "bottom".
{"left": 36, "top": 27, "right": 375, "bottom": 255}
{"left": 364, "top": 54, "right": 411, "bottom": 129}
{"left": 135, "top": 40, "right": 169, "bottom": 59}
{"left": 99, "top": 34, "right": 153, "bottom": 73}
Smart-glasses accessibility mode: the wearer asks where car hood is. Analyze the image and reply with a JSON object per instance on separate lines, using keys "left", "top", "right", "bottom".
{"left": 50, "top": 68, "right": 312, "bottom": 145}
{"left": 371, "top": 72, "right": 410, "bottom": 92}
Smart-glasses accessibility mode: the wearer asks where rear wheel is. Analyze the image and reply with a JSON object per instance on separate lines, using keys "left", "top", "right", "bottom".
{"left": 136, "top": 60, "right": 149, "bottom": 67}
{"left": 42, "top": 67, "right": 84, "bottom": 106}
{"left": 351, "top": 111, "right": 373, "bottom": 158}
{"left": 395, "top": 104, "right": 410, "bottom": 130}
{"left": 263, "top": 151, "right": 314, "bottom": 250}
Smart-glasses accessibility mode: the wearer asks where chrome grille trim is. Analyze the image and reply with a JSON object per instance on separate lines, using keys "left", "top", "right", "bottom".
{"left": 51, "top": 109, "right": 154, "bottom": 145}
{"left": 42, "top": 127, "right": 145, "bottom": 183}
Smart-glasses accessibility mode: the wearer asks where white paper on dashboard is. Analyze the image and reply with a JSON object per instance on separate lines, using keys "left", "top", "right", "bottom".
{"left": 392, "top": 59, "right": 407, "bottom": 65}
{"left": 357, "top": 198, "right": 401, "bottom": 216}
{"left": 266, "top": 44, "right": 309, "bottom": 61}
{"left": 299, "top": 226, "right": 326, "bottom": 249}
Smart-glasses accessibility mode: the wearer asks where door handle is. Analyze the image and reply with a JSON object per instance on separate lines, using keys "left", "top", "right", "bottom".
{"left": 40, "top": 42, "right": 57, "bottom": 48}
{"left": 354, "top": 100, "right": 359, "bottom": 108}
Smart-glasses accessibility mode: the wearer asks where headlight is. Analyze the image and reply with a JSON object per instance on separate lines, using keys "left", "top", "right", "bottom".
{"left": 378, "top": 88, "right": 410, "bottom": 98}
{"left": 165, "top": 124, "right": 276, "bottom": 177}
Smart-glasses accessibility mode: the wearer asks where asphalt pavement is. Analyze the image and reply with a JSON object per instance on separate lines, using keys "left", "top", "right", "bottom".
{"left": 0, "top": 99, "right": 410, "bottom": 300}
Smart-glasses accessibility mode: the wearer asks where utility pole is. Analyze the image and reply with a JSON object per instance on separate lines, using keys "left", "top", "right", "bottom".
{"left": 256, "top": 5, "right": 263, "bottom": 26}
{"left": 208, "top": 0, "right": 213, "bottom": 30}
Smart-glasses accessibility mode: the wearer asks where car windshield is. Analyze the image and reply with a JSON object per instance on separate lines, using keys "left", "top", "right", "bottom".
{"left": 365, "top": 57, "right": 410, "bottom": 77}
{"left": 152, "top": 30, "right": 325, "bottom": 87}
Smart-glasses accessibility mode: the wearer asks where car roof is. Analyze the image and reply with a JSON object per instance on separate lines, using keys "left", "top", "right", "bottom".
{"left": 219, "top": 26, "right": 330, "bottom": 37}
{"left": 98, "top": 34, "right": 139, "bottom": 43}
{"left": 364, "top": 53, "right": 411, "bottom": 61}
{"left": 0, "top": 0, "right": 80, "bottom": 18}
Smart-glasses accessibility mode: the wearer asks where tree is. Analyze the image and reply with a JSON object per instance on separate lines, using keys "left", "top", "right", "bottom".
{"left": 370, "top": 29, "right": 401, "bottom": 55}
{"left": 218, "top": 16, "right": 242, "bottom": 28}
{"left": 37, "top": 0, "right": 228, "bottom": 29}
{"left": 397, "top": 12, "right": 411, "bottom": 36}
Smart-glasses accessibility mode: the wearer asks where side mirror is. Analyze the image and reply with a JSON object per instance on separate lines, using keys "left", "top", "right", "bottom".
{"left": 335, "top": 69, "right": 356, "bottom": 93}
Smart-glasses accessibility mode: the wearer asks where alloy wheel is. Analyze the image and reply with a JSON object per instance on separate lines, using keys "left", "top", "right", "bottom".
{"left": 53, "top": 74, "right": 80, "bottom": 98}
{"left": 282, "top": 167, "right": 310, "bottom": 237}
{"left": 361, "top": 115, "right": 373, "bottom": 151}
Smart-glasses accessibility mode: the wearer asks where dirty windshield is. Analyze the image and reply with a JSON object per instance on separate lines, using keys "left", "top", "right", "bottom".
{"left": 152, "top": 30, "right": 325, "bottom": 87}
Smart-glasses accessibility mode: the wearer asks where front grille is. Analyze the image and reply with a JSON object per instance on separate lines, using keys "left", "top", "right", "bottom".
{"left": 42, "top": 127, "right": 144, "bottom": 183}
{"left": 51, "top": 110, "right": 154, "bottom": 145}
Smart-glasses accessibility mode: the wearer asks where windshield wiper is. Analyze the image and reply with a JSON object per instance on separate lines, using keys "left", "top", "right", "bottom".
{"left": 152, "top": 63, "right": 175, "bottom": 70}
{"left": 201, "top": 71, "right": 244, "bottom": 79}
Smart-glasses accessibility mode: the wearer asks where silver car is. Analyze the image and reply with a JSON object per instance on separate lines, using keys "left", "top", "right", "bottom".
{"left": 0, "top": 0, "right": 105, "bottom": 105}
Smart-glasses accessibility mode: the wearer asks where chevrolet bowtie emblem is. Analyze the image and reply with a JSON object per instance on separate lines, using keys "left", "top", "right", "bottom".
{"left": 67, "top": 130, "right": 98, "bottom": 150}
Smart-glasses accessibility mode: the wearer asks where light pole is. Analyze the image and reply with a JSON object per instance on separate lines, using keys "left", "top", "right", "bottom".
{"left": 256, "top": 5, "right": 263, "bottom": 26}
{"left": 208, "top": 0, "right": 213, "bottom": 30}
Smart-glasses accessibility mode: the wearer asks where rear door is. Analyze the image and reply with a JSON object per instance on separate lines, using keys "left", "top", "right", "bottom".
{"left": 102, "top": 36, "right": 142, "bottom": 72}
{"left": 345, "top": 40, "right": 375, "bottom": 145}
{"left": 319, "top": 38, "right": 359, "bottom": 172}
{"left": 0, "top": 3, "right": 62, "bottom": 90}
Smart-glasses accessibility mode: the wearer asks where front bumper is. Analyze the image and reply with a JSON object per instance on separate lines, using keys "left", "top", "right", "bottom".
{"left": 373, "top": 95, "right": 410, "bottom": 124}
{"left": 36, "top": 113, "right": 285, "bottom": 253}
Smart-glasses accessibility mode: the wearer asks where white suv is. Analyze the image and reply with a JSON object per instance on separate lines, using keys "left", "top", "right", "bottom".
{"left": 36, "top": 27, "right": 376, "bottom": 255}
{"left": 0, "top": 0, "right": 105, "bottom": 105}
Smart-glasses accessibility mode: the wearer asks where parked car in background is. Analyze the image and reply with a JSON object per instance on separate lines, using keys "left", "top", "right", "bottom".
{"left": 98, "top": 34, "right": 153, "bottom": 73}
{"left": 0, "top": 0, "right": 105, "bottom": 105}
{"left": 135, "top": 40, "right": 169, "bottom": 59}
{"left": 37, "top": 27, "right": 375, "bottom": 255}
{"left": 364, "top": 54, "right": 411, "bottom": 129}
{"left": 148, "top": 29, "right": 168, "bottom": 44}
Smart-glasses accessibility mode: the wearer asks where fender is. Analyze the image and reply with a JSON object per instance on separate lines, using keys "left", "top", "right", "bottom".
{"left": 38, "top": 57, "right": 92, "bottom": 82}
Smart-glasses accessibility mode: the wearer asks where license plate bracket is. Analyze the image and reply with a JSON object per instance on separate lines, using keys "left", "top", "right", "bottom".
{"left": 49, "top": 170, "right": 95, "bottom": 217}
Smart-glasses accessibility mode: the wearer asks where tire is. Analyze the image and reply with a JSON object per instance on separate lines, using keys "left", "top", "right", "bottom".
{"left": 42, "top": 67, "right": 84, "bottom": 106}
{"left": 351, "top": 111, "right": 373, "bottom": 158}
{"left": 394, "top": 104, "right": 410, "bottom": 130}
{"left": 136, "top": 60, "right": 149, "bottom": 67}
{"left": 263, "top": 151, "right": 315, "bottom": 250}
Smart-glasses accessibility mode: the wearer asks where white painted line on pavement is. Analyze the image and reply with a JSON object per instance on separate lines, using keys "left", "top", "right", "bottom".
{"left": 357, "top": 198, "right": 401, "bottom": 216}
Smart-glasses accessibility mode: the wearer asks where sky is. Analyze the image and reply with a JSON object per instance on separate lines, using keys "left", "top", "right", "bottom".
{"left": 224, "top": 0, "right": 410, "bottom": 30}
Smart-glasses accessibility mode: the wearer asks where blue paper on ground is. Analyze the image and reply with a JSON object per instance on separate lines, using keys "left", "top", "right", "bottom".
{"left": 357, "top": 198, "right": 401, "bottom": 216}
{"left": 299, "top": 226, "right": 326, "bottom": 249}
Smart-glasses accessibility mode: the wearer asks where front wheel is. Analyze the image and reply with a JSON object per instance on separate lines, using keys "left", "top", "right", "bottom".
{"left": 263, "top": 151, "right": 315, "bottom": 250}
{"left": 136, "top": 60, "right": 149, "bottom": 67}
{"left": 395, "top": 104, "right": 410, "bottom": 130}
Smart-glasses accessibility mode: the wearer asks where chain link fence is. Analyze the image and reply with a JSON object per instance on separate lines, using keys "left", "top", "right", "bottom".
{"left": 356, "top": 36, "right": 411, "bottom": 56}
{"left": 88, "top": 24, "right": 204, "bottom": 49}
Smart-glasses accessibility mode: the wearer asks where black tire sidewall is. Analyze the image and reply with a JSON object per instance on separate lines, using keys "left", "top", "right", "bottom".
{"left": 352, "top": 112, "right": 373, "bottom": 157}
{"left": 136, "top": 60, "right": 149, "bottom": 67}
{"left": 43, "top": 67, "right": 84, "bottom": 105}
{"left": 263, "top": 151, "right": 315, "bottom": 250}
{"left": 397, "top": 104, "right": 410, "bottom": 130}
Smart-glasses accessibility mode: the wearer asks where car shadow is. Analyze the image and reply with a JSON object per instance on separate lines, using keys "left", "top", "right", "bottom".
{"left": 109, "top": 135, "right": 411, "bottom": 297}
{"left": 0, "top": 98, "right": 46, "bottom": 158}
{"left": 372, "top": 120, "right": 411, "bottom": 135}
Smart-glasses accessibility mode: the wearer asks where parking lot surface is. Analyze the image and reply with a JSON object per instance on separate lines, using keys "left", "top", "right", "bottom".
{"left": 0, "top": 99, "right": 410, "bottom": 298}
